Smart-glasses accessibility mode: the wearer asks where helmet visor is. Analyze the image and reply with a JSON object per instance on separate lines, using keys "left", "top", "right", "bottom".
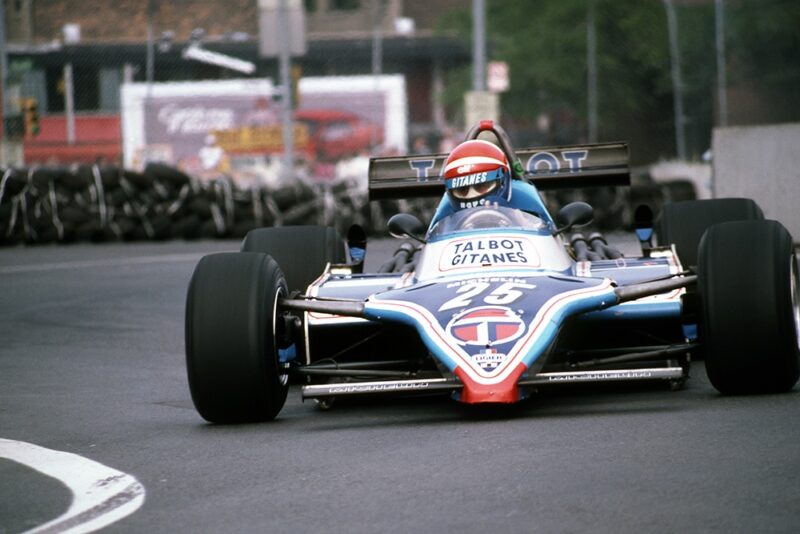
{"left": 446, "top": 166, "right": 508, "bottom": 202}
{"left": 449, "top": 180, "right": 499, "bottom": 201}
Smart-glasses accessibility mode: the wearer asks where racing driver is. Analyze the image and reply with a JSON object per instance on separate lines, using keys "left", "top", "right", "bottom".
{"left": 443, "top": 139, "right": 512, "bottom": 210}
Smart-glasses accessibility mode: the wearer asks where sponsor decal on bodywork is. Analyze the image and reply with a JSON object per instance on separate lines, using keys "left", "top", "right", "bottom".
{"left": 328, "top": 381, "right": 432, "bottom": 394}
{"left": 446, "top": 306, "right": 526, "bottom": 348}
{"left": 547, "top": 370, "right": 653, "bottom": 382}
{"left": 409, "top": 158, "right": 437, "bottom": 180}
{"left": 365, "top": 274, "right": 616, "bottom": 402}
{"left": 439, "top": 236, "right": 541, "bottom": 271}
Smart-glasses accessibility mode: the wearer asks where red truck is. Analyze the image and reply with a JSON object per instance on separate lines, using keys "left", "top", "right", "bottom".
{"left": 293, "top": 108, "right": 383, "bottom": 160}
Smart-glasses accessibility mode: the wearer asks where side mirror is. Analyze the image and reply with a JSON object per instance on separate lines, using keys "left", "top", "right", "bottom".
{"left": 554, "top": 202, "right": 594, "bottom": 235}
{"left": 346, "top": 224, "right": 367, "bottom": 273}
{"left": 387, "top": 213, "right": 426, "bottom": 244}
{"left": 633, "top": 204, "right": 654, "bottom": 257}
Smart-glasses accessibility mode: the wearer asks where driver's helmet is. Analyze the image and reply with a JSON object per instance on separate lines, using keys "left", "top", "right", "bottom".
{"left": 443, "top": 139, "right": 512, "bottom": 210}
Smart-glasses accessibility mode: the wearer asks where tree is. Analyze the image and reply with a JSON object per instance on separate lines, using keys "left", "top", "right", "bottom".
{"left": 435, "top": 0, "right": 800, "bottom": 162}
{"left": 724, "top": 0, "right": 800, "bottom": 124}
{"left": 438, "top": 1, "right": 679, "bottom": 160}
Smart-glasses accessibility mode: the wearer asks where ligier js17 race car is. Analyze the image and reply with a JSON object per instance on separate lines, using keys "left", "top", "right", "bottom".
{"left": 185, "top": 121, "right": 800, "bottom": 423}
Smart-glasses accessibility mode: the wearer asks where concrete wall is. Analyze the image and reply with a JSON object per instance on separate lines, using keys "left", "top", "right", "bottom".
{"left": 712, "top": 123, "right": 800, "bottom": 241}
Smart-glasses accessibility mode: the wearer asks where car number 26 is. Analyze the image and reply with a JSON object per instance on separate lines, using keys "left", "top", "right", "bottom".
{"left": 438, "top": 282, "right": 537, "bottom": 312}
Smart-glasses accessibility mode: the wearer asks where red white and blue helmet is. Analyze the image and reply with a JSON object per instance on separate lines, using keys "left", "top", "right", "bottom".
{"left": 443, "top": 139, "right": 511, "bottom": 210}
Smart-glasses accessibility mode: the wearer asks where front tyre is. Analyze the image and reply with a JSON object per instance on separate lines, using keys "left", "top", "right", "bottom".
{"left": 186, "top": 252, "right": 289, "bottom": 423}
{"left": 241, "top": 226, "right": 345, "bottom": 293}
{"left": 656, "top": 198, "right": 763, "bottom": 268}
{"left": 698, "top": 220, "right": 800, "bottom": 394}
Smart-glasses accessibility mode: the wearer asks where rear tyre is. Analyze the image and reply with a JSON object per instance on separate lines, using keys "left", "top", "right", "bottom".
{"left": 698, "top": 220, "right": 800, "bottom": 394}
{"left": 241, "top": 226, "right": 345, "bottom": 293}
{"left": 186, "top": 252, "right": 289, "bottom": 423}
{"left": 656, "top": 198, "right": 763, "bottom": 268}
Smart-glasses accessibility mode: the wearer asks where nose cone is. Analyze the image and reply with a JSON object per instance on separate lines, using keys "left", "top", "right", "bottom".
{"left": 365, "top": 275, "right": 616, "bottom": 403}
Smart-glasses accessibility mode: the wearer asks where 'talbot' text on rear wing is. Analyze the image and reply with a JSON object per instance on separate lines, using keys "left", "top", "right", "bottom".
{"left": 368, "top": 142, "right": 630, "bottom": 201}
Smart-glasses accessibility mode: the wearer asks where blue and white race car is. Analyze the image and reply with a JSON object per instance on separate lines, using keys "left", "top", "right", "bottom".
{"left": 185, "top": 121, "right": 799, "bottom": 423}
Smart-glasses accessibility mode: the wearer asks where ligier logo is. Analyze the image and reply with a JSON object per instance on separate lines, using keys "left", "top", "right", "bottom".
{"left": 473, "top": 348, "right": 506, "bottom": 371}
{"left": 445, "top": 306, "right": 525, "bottom": 347}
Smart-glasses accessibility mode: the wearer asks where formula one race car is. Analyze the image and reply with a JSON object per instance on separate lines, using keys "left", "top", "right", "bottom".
{"left": 185, "top": 121, "right": 799, "bottom": 423}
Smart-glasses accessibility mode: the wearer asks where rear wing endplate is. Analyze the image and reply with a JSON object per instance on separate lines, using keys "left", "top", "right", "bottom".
{"left": 369, "top": 142, "right": 630, "bottom": 201}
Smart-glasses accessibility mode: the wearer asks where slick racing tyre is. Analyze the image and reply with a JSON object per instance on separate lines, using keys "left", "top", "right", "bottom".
{"left": 656, "top": 198, "right": 763, "bottom": 268}
{"left": 186, "top": 252, "right": 289, "bottom": 423}
{"left": 241, "top": 226, "right": 346, "bottom": 293}
{"left": 698, "top": 220, "right": 800, "bottom": 394}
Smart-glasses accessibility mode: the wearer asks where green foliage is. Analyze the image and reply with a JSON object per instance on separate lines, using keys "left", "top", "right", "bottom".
{"left": 727, "top": 0, "right": 800, "bottom": 87}
{"left": 488, "top": 0, "right": 587, "bottom": 117}
{"left": 436, "top": 1, "right": 678, "bottom": 141}
{"left": 433, "top": 5, "right": 472, "bottom": 115}
{"left": 434, "top": 0, "right": 800, "bottom": 158}
{"left": 595, "top": 0, "right": 671, "bottom": 110}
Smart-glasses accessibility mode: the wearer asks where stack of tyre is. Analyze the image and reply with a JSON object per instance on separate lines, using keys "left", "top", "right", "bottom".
{"left": 0, "top": 163, "right": 387, "bottom": 245}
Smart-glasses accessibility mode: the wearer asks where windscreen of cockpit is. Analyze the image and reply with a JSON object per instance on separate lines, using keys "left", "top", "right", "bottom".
{"left": 427, "top": 207, "right": 548, "bottom": 240}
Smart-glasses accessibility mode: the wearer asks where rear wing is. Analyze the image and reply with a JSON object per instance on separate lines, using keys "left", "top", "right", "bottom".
{"left": 368, "top": 142, "right": 630, "bottom": 201}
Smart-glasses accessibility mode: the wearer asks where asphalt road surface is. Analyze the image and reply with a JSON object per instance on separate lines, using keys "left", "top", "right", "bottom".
{"left": 1, "top": 237, "right": 799, "bottom": 533}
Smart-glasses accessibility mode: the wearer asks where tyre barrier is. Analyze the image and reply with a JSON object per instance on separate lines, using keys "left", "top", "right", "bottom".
{"left": 0, "top": 164, "right": 439, "bottom": 246}
{"left": 0, "top": 164, "right": 678, "bottom": 246}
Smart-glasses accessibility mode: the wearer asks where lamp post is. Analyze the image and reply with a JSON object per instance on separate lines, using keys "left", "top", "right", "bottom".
{"left": 146, "top": 0, "right": 156, "bottom": 89}
{"left": 371, "top": 0, "right": 386, "bottom": 152}
{"left": 663, "top": 0, "right": 687, "bottom": 160}
{"left": 587, "top": 0, "right": 598, "bottom": 143}
{"left": 472, "top": 0, "right": 486, "bottom": 92}
{"left": 372, "top": 0, "right": 386, "bottom": 76}
{"left": 715, "top": 0, "right": 728, "bottom": 128}
{"left": 277, "top": 0, "right": 293, "bottom": 179}
{"left": 0, "top": 0, "right": 7, "bottom": 139}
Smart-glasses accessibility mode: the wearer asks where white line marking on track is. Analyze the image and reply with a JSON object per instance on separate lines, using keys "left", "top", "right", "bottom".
{"left": 0, "top": 438, "right": 146, "bottom": 533}
{"left": 0, "top": 253, "right": 204, "bottom": 274}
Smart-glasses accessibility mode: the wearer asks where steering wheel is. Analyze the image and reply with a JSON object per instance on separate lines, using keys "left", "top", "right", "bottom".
{"left": 459, "top": 208, "right": 514, "bottom": 230}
